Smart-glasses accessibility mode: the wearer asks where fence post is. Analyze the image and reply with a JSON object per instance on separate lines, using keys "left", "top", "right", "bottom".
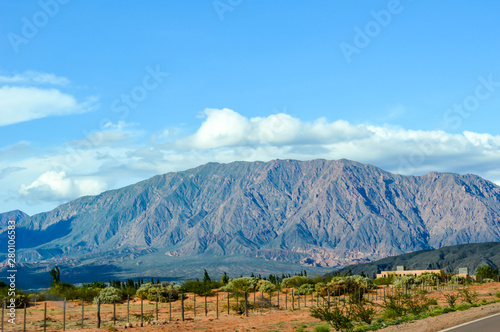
{"left": 43, "top": 302, "right": 47, "bottom": 332}
{"left": 261, "top": 291, "right": 264, "bottom": 312}
{"left": 127, "top": 295, "right": 130, "bottom": 323}
{"left": 156, "top": 295, "right": 158, "bottom": 322}
{"left": 169, "top": 293, "right": 172, "bottom": 322}
{"left": 244, "top": 291, "right": 248, "bottom": 317}
{"left": 181, "top": 293, "right": 185, "bottom": 321}
{"left": 81, "top": 300, "right": 84, "bottom": 328}
{"left": 253, "top": 291, "right": 256, "bottom": 312}
{"left": 269, "top": 292, "right": 272, "bottom": 312}
{"left": 297, "top": 290, "right": 300, "bottom": 309}
{"left": 194, "top": 293, "right": 196, "bottom": 317}
{"left": 114, "top": 300, "right": 117, "bottom": 325}
{"left": 97, "top": 298, "right": 101, "bottom": 328}
{"left": 1, "top": 301, "right": 4, "bottom": 332}
{"left": 327, "top": 289, "right": 330, "bottom": 309}
{"left": 23, "top": 302, "right": 26, "bottom": 332}
{"left": 141, "top": 296, "right": 144, "bottom": 327}
{"left": 216, "top": 292, "right": 219, "bottom": 319}
{"left": 205, "top": 294, "right": 208, "bottom": 316}
{"left": 291, "top": 289, "right": 294, "bottom": 311}
{"left": 227, "top": 292, "right": 229, "bottom": 315}
{"left": 285, "top": 290, "right": 288, "bottom": 309}
{"left": 63, "top": 298, "right": 66, "bottom": 331}
{"left": 277, "top": 290, "right": 280, "bottom": 310}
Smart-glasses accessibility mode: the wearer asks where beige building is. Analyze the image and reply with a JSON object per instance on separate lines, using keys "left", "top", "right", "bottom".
{"left": 376, "top": 266, "right": 443, "bottom": 278}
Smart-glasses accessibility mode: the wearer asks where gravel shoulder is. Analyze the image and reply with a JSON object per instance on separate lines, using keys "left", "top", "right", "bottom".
{"left": 381, "top": 302, "right": 500, "bottom": 332}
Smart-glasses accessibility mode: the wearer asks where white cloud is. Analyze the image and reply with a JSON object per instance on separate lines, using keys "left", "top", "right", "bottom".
{"left": 0, "top": 71, "right": 69, "bottom": 86}
{"left": 175, "top": 108, "right": 372, "bottom": 149}
{"left": 19, "top": 171, "right": 106, "bottom": 203}
{"left": 0, "top": 86, "right": 97, "bottom": 126}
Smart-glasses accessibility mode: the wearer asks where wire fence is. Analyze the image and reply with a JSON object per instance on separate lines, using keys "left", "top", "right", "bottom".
{"left": 0, "top": 281, "right": 490, "bottom": 331}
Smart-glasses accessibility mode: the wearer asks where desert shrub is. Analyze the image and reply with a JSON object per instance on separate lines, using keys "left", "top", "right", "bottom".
{"left": 180, "top": 279, "right": 218, "bottom": 296}
{"left": 282, "top": 276, "right": 313, "bottom": 288}
{"left": 348, "top": 298, "right": 376, "bottom": 324}
{"left": 393, "top": 275, "right": 415, "bottom": 289}
{"left": 427, "top": 298, "right": 438, "bottom": 306}
{"left": 459, "top": 288, "right": 478, "bottom": 304}
{"left": 259, "top": 280, "right": 277, "bottom": 295}
{"left": 495, "top": 291, "right": 500, "bottom": 299}
{"left": 481, "top": 278, "right": 495, "bottom": 283}
{"left": 415, "top": 272, "right": 439, "bottom": 286}
{"left": 381, "top": 290, "right": 430, "bottom": 319}
{"left": 94, "top": 286, "right": 122, "bottom": 304}
{"left": 310, "top": 305, "right": 352, "bottom": 331}
{"left": 313, "top": 325, "right": 330, "bottom": 332}
{"left": 137, "top": 282, "right": 179, "bottom": 302}
{"left": 49, "top": 282, "right": 80, "bottom": 300}
{"left": 223, "top": 277, "right": 259, "bottom": 294}
{"left": 443, "top": 292, "right": 459, "bottom": 308}
{"left": 75, "top": 286, "right": 101, "bottom": 302}
{"left": 451, "top": 275, "right": 466, "bottom": 284}
{"left": 373, "top": 274, "right": 395, "bottom": 286}
{"left": 0, "top": 288, "right": 28, "bottom": 307}
{"left": 316, "top": 276, "right": 374, "bottom": 297}
{"left": 298, "top": 283, "right": 315, "bottom": 295}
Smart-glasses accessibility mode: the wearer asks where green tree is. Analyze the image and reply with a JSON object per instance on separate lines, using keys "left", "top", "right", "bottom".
{"left": 94, "top": 286, "right": 123, "bottom": 304}
{"left": 476, "top": 265, "right": 498, "bottom": 280}
{"left": 50, "top": 266, "right": 60, "bottom": 286}
{"left": 203, "top": 269, "right": 211, "bottom": 283}
{"left": 221, "top": 272, "right": 229, "bottom": 285}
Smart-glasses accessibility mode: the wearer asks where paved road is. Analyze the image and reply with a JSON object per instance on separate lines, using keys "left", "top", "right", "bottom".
{"left": 440, "top": 312, "right": 500, "bottom": 332}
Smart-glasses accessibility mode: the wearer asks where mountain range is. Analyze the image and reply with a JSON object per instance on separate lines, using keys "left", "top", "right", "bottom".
{"left": 1, "top": 159, "right": 500, "bottom": 288}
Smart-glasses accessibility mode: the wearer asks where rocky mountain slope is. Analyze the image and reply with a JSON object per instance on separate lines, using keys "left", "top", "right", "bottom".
{"left": 1, "top": 159, "right": 500, "bottom": 287}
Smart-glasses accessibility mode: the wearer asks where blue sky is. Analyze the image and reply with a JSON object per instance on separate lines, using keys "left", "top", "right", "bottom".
{"left": 1, "top": 0, "right": 500, "bottom": 215}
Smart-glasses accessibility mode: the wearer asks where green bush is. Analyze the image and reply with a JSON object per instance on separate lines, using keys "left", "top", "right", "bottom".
{"left": 137, "top": 282, "right": 179, "bottom": 302}
{"left": 0, "top": 288, "right": 28, "bottom": 308}
{"left": 49, "top": 282, "right": 79, "bottom": 300}
{"left": 282, "top": 276, "right": 313, "bottom": 288}
{"left": 310, "top": 305, "right": 352, "bottom": 331}
{"left": 443, "top": 292, "right": 459, "bottom": 308}
{"left": 181, "top": 279, "right": 220, "bottom": 296}
{"left": 94, "top": 286, "right": 122, "bottom": 304}
{"left": 223, "top": 277, "right": 259, "bottom": 294}
{"left": 313, "top": 324, "right": 330, "bottom": 332}
{"left": 298, "top": 283, "right": 315, "bottom": 295}
{"left": 259, "top": 280, "right": 277, "bottom": 295}
{"left": 459, "top": 288, "right": 478, "bottom": 304}
{"left": 475, "top": 265, "right": 499, "bottom": 280}
{"left": 316, "top": 275, "right": 374, "bottom": 296}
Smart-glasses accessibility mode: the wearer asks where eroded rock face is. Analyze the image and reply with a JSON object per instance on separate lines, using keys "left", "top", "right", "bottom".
{"left": 2, "top": 159, "right": 500, "bottom": 271}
